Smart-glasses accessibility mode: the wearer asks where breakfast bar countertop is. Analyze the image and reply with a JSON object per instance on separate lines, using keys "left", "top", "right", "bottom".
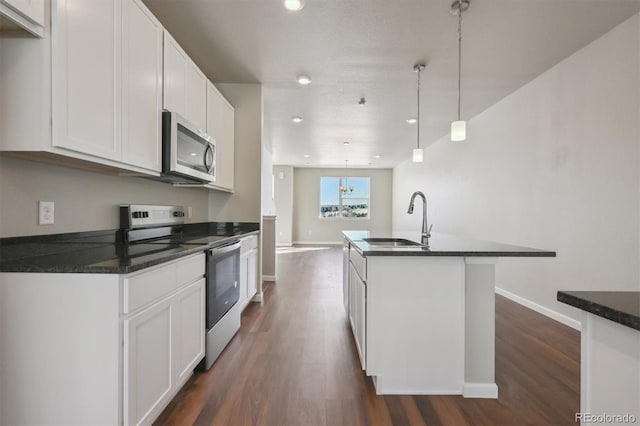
{"left": 343, "top": 230, "right": 557, "bottom": 257}
{"left": 557, "top": 290, "right": 640, "bottom": 331}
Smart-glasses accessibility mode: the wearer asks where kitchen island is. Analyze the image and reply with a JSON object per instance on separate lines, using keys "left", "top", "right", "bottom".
{"left": 342, "top": 230, "right": 555, "bottom": 398}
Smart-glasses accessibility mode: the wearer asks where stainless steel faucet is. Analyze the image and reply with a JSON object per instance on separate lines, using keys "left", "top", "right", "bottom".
{"left": 407, "top": 191, "right": 432, "bottom": 247}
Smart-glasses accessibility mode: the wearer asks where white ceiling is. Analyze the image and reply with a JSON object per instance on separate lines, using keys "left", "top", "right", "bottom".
{"left": 144, "top": 0, "right": 639, "bottom": 168}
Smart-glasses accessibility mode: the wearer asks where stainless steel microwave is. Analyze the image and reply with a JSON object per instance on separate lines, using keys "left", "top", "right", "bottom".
{"left": 161, "top": 111, "right": 216, "bottom": 184}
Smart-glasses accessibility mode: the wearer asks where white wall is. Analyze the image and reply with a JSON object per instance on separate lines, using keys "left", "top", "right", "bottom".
{"left": 294, "top": 167, "right": 393, "bottom": 244}
{"left": 0, "top": 84, "right": 264, "bottom": 238}
{"left": 0, "top": 156, "right": 210, "bottom": 237}
{"left": 208, "top": 84, "right": 262, "bottom": 222}
{"left": 273, "top": 165, "right": 294, "bottom": 246}
{"left": 392, "top": 14, "right": 640, "bottom": 324}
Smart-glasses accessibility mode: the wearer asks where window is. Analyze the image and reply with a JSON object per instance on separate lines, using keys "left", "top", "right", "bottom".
{"left": 320, "top": 177, "right": 370, "bottom": 219}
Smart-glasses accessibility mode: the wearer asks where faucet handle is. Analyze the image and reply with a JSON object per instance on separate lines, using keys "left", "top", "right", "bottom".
{"left": 427, "top": 224, "right": 433, "bottom": 236}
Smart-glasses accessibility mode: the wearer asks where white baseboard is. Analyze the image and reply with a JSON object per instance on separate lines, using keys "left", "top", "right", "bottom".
{"left": 291, "top": 240, "right": 342, "bottom": 245}
{"left": 251, "top": 292, "right": 263, "bottom": 303}
{"left": 495, "top": 287, "right": 581, "bottom": 331}
{"left": 276, "top": 243, "right": 292, "bottom": 247}
{"left": 372, "top": 376, "right": 463, "bottom": 395}
{"left": 262, "top": 275, "right": 276, "bottom": 282}
{"left": 463, "top": 383, "right": 498, "bottom": 399}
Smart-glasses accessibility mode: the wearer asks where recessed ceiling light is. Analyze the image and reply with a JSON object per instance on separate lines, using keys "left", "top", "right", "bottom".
{"left": 406, "top": 118, "right": 417, "bottom": 124}
{"left": 296, "top": 74, "right": 312, "bottom": 85}
{"left": 284, "top": 0, "right": 304, "bottom": 11}
{"left": 374, "top": 155, "right": 381, "bottom": 159}
{"left": 343, "top": 141, "right": 350, "bottom": 145}
{"left": 291, "top": 116, "right": 303, "bottom": 123}
{"left": 190, "top": 152, "right": 197, "bottom": 156}
{"left": 303, "top": 154, "right": 310, "bottom": 158}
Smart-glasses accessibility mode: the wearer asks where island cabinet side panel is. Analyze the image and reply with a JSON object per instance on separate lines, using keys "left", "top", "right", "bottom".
{"left": 365, "top": 257, "right": 465, "bottom": 395}
{"left": 581, "top": 313, "right": 640, "bottom": 421}
{"left": 0, "top": 273, "right": 121, "bottom": 426}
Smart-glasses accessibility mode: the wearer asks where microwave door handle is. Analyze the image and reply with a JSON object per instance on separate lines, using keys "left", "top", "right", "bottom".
{"left": 204, "top": 143, "right": 215, "bottom": 174}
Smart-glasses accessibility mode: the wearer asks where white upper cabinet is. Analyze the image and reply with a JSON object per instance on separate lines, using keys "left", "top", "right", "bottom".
{"left": 206, "top": 81, "right": 235, "bottom": 191}
{"left": 186, "top": 63, "right": 207, "bottom": 131}
{"left": 163, "top": 31, "right": 207, "bottom": 130}
{"left": 0, "top": 0, "right": 226, "bottom": 183}
{"left": 52, "top": 0, "right": 120, "bottom": 160}
{"left": 0, "top": 0, "right": 44, "bottom": 36}
{"left": 52, "top": 0, "right": 164, "bottom": 171}
{"left": 121, "top": 0, "right": 163, "bottom": 172}
{"left": 163, "top": 31, "right": 188, "bottom": 118}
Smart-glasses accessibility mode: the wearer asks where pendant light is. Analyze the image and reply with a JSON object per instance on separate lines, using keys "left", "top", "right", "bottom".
{"left": 413, "top": 63, "right": 425, "bottom": 162}
{"left": 451, "top": 0, "right": 469, "bottom": 142}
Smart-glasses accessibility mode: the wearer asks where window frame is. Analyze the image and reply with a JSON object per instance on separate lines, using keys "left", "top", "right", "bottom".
{"left": 319, "top": 176, "right": 371, "bottom": 220}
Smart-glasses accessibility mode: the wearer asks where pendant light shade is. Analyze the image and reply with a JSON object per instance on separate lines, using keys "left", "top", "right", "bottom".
{"left": 413, "top": 148, "right": 424, "bottom": 162}
{"left": 451, "top": 120, "right": 466, "bottom": 142}
{"left": 451, "top": 0, "right": 469, "bottom": 142}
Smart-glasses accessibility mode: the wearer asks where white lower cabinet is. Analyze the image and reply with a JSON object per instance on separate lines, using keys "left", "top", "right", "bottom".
{"left": 123, "top": 257, "right": 205, "bottom": 426}
{"left": 0, "top": 253, "right": 205, "bottom": 426}
{"left": 175, "top": 280, "right": 206, "bottom": 384}
{"left": 239, "top": 235, "right": 258, "bottom": 309}
{"left": 124, "top": 296, "right": 173, "bottom": 426}
{"left": 348, "top": 261, "right": 366, "bottom": 370}
{"left": 124, "top": 278, "right": 205, "bottom": 425}
{"left": 247, "top": 249, "right": 257, "bottom": 297}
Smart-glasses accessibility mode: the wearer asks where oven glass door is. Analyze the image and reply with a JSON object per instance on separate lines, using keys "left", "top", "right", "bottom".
{"left": 206, "top": 244, "right": 240, "bottom": 330}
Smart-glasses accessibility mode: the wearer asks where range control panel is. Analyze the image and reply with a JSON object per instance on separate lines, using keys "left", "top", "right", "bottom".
{"left": 120, "top": 205, "right": 185, "bottom": 229}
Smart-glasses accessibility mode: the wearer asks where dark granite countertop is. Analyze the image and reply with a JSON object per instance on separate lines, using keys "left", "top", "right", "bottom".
{"left": 342, "top": 230, "right": 556, "bottom": 257}
{"left": 557, "top": 291, "right": 640, "bottom": 331}
{"left": 0, "top": 222, "right": 259, "bottom": 274}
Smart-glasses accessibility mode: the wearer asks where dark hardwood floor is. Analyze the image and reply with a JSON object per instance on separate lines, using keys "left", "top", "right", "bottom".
{"left": 155, "top": 246, "right": 580, "bottom": 426}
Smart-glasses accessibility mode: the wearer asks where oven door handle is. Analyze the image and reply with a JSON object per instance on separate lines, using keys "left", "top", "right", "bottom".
{"left": 210, "top": 241, "right": 241, "bottom": 256}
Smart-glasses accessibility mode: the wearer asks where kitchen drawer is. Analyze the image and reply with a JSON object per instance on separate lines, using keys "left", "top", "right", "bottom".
{"left": 349, "top": 246, "right": 366, "bottom": 282}
{"left": 240, "top": 235, "right": 258, "bottom": 254}
{"left": 123, "top": 253, "right": 205, "bottom": 314}
{"left": 175, "top": 252, "right": 205, "bottom": 283}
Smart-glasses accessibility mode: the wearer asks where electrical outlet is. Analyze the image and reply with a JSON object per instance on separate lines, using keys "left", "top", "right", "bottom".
{"left": 187, "top": 207, "right": 192, "bottom": 218}
{"left": 39, "top": 201, "right": 54, "bottom": 225}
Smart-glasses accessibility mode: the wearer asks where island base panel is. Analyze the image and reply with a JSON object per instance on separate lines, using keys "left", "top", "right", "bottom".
{"left": 366, "top": 257, "right": 465, "bottom": 395}
{"left": 581, "top": 312, "right": 640, "bottom": 421}
{"left": 464, "top": 258, "right": 499, "bottom": 398}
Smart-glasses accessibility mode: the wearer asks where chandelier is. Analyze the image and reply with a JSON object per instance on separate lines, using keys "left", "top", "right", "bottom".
{"left": 340, "top": 160, "right": 354, "bottom": 194}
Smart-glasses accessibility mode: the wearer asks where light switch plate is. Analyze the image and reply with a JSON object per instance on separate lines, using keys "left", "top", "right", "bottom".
{"left": 39, "top": 201, "right": 54, "bottom": 225}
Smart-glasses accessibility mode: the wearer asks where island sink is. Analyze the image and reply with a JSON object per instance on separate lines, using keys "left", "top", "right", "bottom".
{"left": 363, "top": 238, "right": 423, "bottom": 247}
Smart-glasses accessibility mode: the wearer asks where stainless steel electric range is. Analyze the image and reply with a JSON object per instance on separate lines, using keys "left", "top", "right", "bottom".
{"left": 120, "top": 204, "right": 241, "bottom": 370}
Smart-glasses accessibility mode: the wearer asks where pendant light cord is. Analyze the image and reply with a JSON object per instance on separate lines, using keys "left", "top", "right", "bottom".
{"left": 457, "top": 0, "right": 462, "bottom": 121}
{"left": 417, "top": 67, "right": 421, "bottom": 150}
